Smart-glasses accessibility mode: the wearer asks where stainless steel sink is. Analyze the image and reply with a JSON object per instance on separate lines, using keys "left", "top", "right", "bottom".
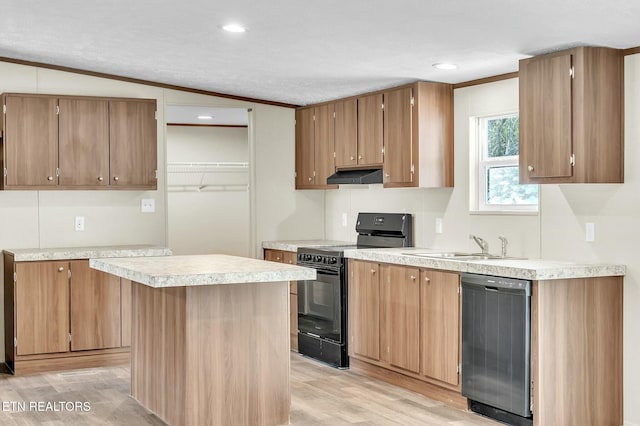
{"left": 402, "top": 252, "right": 522, "bottom": 261}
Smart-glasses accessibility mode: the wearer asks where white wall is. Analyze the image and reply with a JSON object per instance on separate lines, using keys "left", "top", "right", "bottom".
{"left": 324, "top": 58, "right": 640, "bottom": 424}
{"left": 167, "top": 126, "right": 250, "bottom": 256}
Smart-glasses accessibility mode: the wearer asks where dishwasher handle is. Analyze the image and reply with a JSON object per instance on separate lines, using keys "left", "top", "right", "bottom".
{"left": 461, "top": 273, "right": 531, "bottom": 295}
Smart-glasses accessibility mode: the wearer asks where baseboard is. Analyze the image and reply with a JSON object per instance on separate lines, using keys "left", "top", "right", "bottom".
{"left": 11, "top": 349, "right": 130, "bottom": 375}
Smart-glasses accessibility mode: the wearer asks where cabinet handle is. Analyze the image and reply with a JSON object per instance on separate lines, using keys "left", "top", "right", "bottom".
{"left": 47, "top": 176, "right": 53, "bottom": 181}
{"left": 350, "top": 156, "right": 355, "bottom": 161}
{"left": 113, "top": 176, "right": 119, "bottom": 182}
{"left": 370, "top": 269, "right": 376, "bottom": 274}
{"left": 276, "top": 256, "right": 281, "bottom": 261}
{"left": 358, "top": 155, "right": 363, "bottom": 160}
{"left": 410, "top": 275, "right": 416, "bottom": 280}
{"left": 385, "top": 173, "right": 390, "bottom": 178}
{"left": 98, "top": 176, "right": 104, "bottom": 182}
{"left": 527, "top": 165, "right": 534, "bottom": 172}
{"left": 424, "top": 276, "right": 430, "bottom": 282}
{"left": 58, "top": 267, "right": 64, "bottom": 272}
{"left": 308, "top": 177, "right": 313, "bottom": 182}
{"left": 288, "top": 260, "right": 293, "bottom": 264}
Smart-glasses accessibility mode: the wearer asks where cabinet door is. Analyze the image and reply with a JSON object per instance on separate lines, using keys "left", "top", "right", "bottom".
{"left": 69, "top": 260, "right": 121, "bottom": 351}
{"left": 314, "top": 104, "right": 336, "bottom": 186}
{"left": 295, "top": 108, "right": 315, "bottom": 187}
{"left": 334, "top": 98, "right": 358, "bottom": 168}
{"left": 381, "top": 264, "right": 420, "bottom": 373}
{"left": 421, "top": 270, "right": 460, "bottom": 386}
{"left": 519, "top": 52, "right": 573, "bottom": 181}
{"left": 121, "top": 278, "right": 132, "bottom": 347}
{"left": 109, "top": 99, "right": 157, "bottom": 188}
{"left": 3, "top": 95, "right": 58, "bottom": 187}
{"left": 15, "top": 261, "right": 69, "bottom": 355}
{"left": 357, "top": 94, "right": 383, "bottom": 165}
{"left": 349, "top": 261, "right": 380, "bottom": 361}
{"left": 383, "top": 87, "right": 413, "bottom": 185}
{"left": 58, "top": 98, "right": 109, "bottom": 186}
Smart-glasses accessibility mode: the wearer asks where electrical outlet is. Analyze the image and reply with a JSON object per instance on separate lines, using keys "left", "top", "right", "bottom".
{"left": 341, "top": 213, "right": 348, "bottom": 227}
{"left": 141, "top": 198, "right": 155, "bottom": 213}
{"left": 74, "top": 216, "right": 85, "bottom": 232}
{"left": 435, "top": 218, "right": 443, "bottom": 234}
{"left": 585, "top": 222, "right": 595, "bottom": 242}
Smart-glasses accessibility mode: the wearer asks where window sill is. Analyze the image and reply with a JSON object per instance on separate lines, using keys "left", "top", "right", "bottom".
{"left": 469, "top": 209, "right": 539, "bottom": 216}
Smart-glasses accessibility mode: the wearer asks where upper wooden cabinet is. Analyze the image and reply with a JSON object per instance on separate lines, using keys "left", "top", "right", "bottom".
{"left": 2, "top": 95, "right": 58, "bottom": 188}
{"left": 295, "top": 81, "right": 453, "bottom": 190}
{"left": 294, "top": 105, "right": 336, "bottom": 189}
{"left": 519, "top": 47, "right": 624, "bottom": 184}
{"left": 357, "top": 94, "right": 384, "bottom": 167}
{"left": 334, "top": 98, "right": 358, "bottom": 168}
{"left": 0, "top": 93, "right": 158, "bottom": 190}
{"left": 59, "top": 98, "right": 110, "bottom": 187}
{"left": 383, "top": 87, "right": 413, "bottom": 185}
{"left": 383, "top": 82, "right": 454, "bottom": 188}
{"left": 109, "top": 99, "right": 158, "bottom": 188}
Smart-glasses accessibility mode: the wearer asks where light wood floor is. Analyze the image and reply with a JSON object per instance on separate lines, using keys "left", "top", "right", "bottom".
{"left": 0, "top": 353, "right": 499, "bottom": 425}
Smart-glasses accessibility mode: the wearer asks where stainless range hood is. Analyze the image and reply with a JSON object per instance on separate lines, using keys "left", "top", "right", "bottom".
{"left": 327, "top": 168, "right": 383, "bottom": 185}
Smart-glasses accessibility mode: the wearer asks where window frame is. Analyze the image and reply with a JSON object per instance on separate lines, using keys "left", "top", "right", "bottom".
{"left": 474, "top": 112, "right": 538, "bottom": 213}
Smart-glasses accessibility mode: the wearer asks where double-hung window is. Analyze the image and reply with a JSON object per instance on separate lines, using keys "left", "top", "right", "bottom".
{"left": 475, "top": 113, "right": 538, "bottom": 212}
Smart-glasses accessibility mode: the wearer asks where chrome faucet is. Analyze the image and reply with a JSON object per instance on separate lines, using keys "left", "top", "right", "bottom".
{"left": 498, "top": 235, "right": 508, "bottom": 258}
{"left": 469, "top": 234, "right": 489, "bottom": 254}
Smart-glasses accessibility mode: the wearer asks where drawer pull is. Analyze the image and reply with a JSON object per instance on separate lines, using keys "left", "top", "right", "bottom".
{"left": 58, "top": 267, "right": 64, "bottom": 272}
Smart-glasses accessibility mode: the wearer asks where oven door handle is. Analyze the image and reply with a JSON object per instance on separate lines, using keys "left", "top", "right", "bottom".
{"left": 314, "top": 267, "right": 340, "bottom": 276}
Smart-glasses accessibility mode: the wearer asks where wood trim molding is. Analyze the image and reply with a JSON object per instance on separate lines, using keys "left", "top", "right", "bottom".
{"left": 0, "top": 56, "right": 298, "bottom": 109}
{"left": 623, "top": 46, "right": 640, "bottom": 56}
{"left": 453, "top": 72, "right": 519, "bottom": 89}
{"left": 166, "top": 123, "right": 248, "bottom": 128}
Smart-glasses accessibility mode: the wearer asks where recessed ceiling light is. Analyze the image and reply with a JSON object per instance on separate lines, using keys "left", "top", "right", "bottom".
{"left": 433, "top": 63, "right": 457, "bottom": 70}
{"left": 197, "top": 115, "right": 213, "bottom": 120}
{"left": 222, "top": 24, "right": 247, "bottom": 33}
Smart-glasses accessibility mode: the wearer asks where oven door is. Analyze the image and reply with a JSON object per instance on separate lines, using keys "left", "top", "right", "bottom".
{"left": 297, "top": 266, "right": 342, "bottom": 343}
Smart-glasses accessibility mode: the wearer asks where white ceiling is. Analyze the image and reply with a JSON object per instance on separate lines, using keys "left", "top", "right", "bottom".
{"left": 2, "top": 1, "right": 639, "bottom": 106}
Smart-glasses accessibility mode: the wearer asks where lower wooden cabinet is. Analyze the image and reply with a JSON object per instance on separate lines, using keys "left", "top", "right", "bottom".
{"left": 349, "top": 260, "right": 381, "bottom": 361}
{"left": 4, "top": 255, "right": 131, "bottom": 374}
{"left": 420, "top": 269, "right": 460, "bottom": 386}
{"left": 14, "top": 261, "right": 70, "bottom": 356}
{"left": 349, "top": 259, "right": 461, "bottom": 392}
{"left": 264, "top": 248, "right": 298, "bottom": 351}
{"left": 381, "top": 264, "right": 420, "bottom": 373}
{"left": 70, "top": 260, "right": 122, "bottom": 351}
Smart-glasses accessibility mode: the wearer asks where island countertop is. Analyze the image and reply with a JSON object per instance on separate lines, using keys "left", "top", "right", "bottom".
{"left": 90, "top": 254, "right": 316, "bottom": 288}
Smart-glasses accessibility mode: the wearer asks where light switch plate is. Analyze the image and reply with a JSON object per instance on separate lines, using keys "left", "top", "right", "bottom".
{"left": 341, "top": 213, "right": 348, "bottom": 227}
{"left": 74, "top": 216, "right": 85, "bottom": 232}
{"left": 585, "top": 222, "right": 595, "bottom": 242}
{"left": 141, "top": 198, "right": 155, "bottom": 213}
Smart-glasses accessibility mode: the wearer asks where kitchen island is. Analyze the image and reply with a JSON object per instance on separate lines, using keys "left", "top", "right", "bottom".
{"left": 90, "top": 254, "right": 316, "bottom": 426}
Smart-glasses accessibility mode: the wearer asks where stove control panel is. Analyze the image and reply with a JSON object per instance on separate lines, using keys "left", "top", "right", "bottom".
{"left": 297, "top": 253, "right": 340, "bottom": 266}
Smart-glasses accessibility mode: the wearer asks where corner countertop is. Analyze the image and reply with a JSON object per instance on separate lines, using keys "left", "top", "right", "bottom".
{"left": 343, "top": 247, "right": 626, "bottom": 281}
{"left": 262, "top": 240, "right": 353, "bottom": 252}
{"left": 4, "top": 245, "right": 173, "bottom": 262}
{"left": 90, "top": 254, "right": 317, "bottom": 288}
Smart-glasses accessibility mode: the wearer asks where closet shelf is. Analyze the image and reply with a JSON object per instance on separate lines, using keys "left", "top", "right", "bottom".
{"left": 167, "top": 161, "right": 249, "bottom": 191}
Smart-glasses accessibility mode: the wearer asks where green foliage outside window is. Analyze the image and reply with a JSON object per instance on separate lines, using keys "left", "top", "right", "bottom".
{"left": 482, "top": 115, "right": 538, "bottom": 206}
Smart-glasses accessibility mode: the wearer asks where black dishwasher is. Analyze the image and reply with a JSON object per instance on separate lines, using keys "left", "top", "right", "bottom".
{"left": 461, "top": 273, "right": 533, "bottom": 426}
